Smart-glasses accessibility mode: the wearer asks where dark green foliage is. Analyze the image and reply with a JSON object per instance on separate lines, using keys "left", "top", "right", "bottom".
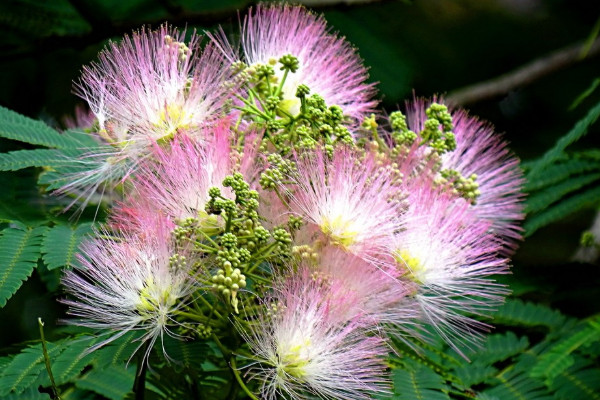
{"left": 524, "top": 98, "right": 600, "bottom": 236}
{"left": 0, "top": 107, "right": 92, "bottom": 150}
{"left": 391, "top": 365, "right": 451, "bottom": 400}
{"left": 0, "top": 342, "right": 63, "bottom": 396}
{"left": 41, "top": 223, "right": 94, "bottom": 270}
{"left": 0, "top": 148, "right": 87, "bottom": 172}
{"left": 0, "top": 226, "right": 48, "bottom": 307}
{"left": 492, "top": 298, "right": 569, "bottom": 330}
{"left": 75, "top": 365, "right": 137, "bottom": 400}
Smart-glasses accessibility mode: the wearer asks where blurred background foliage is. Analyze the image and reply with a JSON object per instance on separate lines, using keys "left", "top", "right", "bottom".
{"left": 1, "top": 0, "right": 600, "bottom": 391}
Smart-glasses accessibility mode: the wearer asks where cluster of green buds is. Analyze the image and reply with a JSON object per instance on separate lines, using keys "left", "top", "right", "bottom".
{"left": 420, "top": 103, "right": 456, "bottom": 155}
{"left": 178, "top": 322, "right": 213, "bottom": 340}
{"left": 389, "top": 111, "right": 417, "bottom": 146}
{"left": 437, "top": 169, "right": 480, "bottom": 204}
{"left": 259, "top": 153, "right": 297, "bottom": 190}
{"left": 581, "top": 231, "right": 598, "bottom": 248}
{"left": 187, "top": 173, "right": 293, "bottom": 313}
{"left": 232, "top": 53, "right": 354, "bottom": 154}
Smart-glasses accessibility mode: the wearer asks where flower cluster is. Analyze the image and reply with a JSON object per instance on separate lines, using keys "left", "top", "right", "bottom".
{"left": 61, "top": 3, "right": 524, "bottom": 399}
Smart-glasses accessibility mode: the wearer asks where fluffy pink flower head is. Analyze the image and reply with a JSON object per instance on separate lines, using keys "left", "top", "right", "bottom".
{"left": 310, "top": 247, "right": 411, "bottom": 326}
{"left": 238, "top": 267, "right": 389, "bottom": 400}
{"left": 391, "top": 182, "right": 509, "bottom": 355}
{"left": 69, "top": 25, "right": 234, "bottom": 205}
{"left": 285, "top": 146, "right": 402, "bottom": 263}
{"left": 405, "top": 98, "right": 525, "bottom": 253}
{"left": 130, "top": 123, "right": 242, "bottom": 225}
{"left": 62, "top": 216, "right": 196, "bottom": 361}
{"left": 212, "top": 3, "right": 376, "bottom": 122}
{"left": 77, "top": 25, "right": 232, "bottom": 142}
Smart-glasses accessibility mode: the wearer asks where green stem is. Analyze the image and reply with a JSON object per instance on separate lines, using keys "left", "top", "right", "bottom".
{"left": 195, "top": 229, "right": 220, "bottom": 249}
{"left": 234, "top": 95, "right": 271, "bottom": 121}
{"left": 198, "top": 294, "right": 224, "bottom": 320}
{"left": 38, "top": 318, "right": 60, "bottom": 400}
{"left": 230, "top": 356, "right": 259, "bottom": 400}
{"left": 275, "top": 69, "right": 289, "bottom": 98}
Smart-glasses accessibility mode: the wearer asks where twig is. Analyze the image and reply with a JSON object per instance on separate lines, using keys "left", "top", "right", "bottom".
{"left": 446, "top": 37, "right": 600, "bottom": 106}
{"left": 38, "top": 318, "right": 61, "bottom": 400}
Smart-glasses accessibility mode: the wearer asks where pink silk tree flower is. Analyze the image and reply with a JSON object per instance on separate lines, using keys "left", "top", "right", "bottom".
{"left": 390, "top": 182, "right": 510, "bottom": 356}
{"left": 237, "top": 267, "right": 389, "bottom": 400}
{"left": 67, "top": 25, "right": 234, "bottom": 207}
{"left": 405, "top": 99, "right": 525, "bottom": 253}
{"left": 311, "top": 247, "right": 412, "bottom": 326}
{"left": 211, "top": 3, "right": 377, "bottom": 122}
{"left": 130, "top": 122, "right": 240, "bottom": 224}
{"left": 62, "top": 216, "right": 197, "bottom": 361}
{"left": 285, "top": 146, "right": 403, "bottom": 264}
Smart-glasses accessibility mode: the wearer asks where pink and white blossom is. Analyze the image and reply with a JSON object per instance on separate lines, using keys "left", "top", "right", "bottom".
{"left": 238, "top": 267, "right": 389, "bottom": 400}
{"left": 405, "top": 99, "right": 525, "bottom": 253}
{"left": 391, "top": 182, "right": 509, "bottom": 355}
{"left": 286, "top": 146, "right": 402, "bottom": 264}
{"left": 62, "top": 215, "right": 197, "bottom": 360}
{"left": 67, "top": 25, "right": 234, "bottom": 206}
{"left": 211, "top": 4, "right": 377, "bottom": 122}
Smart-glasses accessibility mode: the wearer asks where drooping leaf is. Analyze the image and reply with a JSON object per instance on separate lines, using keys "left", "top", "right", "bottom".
{"left": 75, "top": 364, "right": 136, "bottom": 400}
{"left": 0, "top": 386, "right": 49, "bottom": 400}
{"left": 48, "top": 335, "right": 100, "bottom": 386}
{"left": 75, "top": 364, "right": 165, "bottom": 400}
{"left": 453, "top": 363, "right": 498, "bottom": 387}
{"left": 0, "top": 226, "right": 48, "bottom": 307}
{"left": 41, "top": 223, "right": 94, "bottom": 270}
{"left": 0, "top": 172, "right": 47, "bottom": 224}
{"left": 550, "top": 358, "right": 600, "bottom": 400}
{"left": 161, "top": 336, "right": 210, "bottom": 369}
{"left": 94, "top": 330, "right": 146, "bottom": 367}
{"left": 465, "top": 332, "right": 529, "bottom": 366}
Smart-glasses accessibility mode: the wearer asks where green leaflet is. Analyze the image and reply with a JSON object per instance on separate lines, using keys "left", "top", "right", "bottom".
{"left": 525, "top": 172, "right": 600, "bottom": 214}
{"left": 492, "top": 298, "right": 568, "bottom": 330}
{"left": 161, "top": 335, "right": 211, "bottom": 369}
{"left": 0, "top": 148, "right": 88, "bottom": 172}
{"left": 75, "top": 364, "right": 137, "bottom": 400}
{"left": 527, "top": 99, "right": 600, "bottom": 179}
{"left": 0, "top": 172, "right": 47, "bottom": 224}
{"left": 482, "top": 368, "right": 554, "bottom": 400}
{"left": 550, "top": 357, "right": 600, "bottom": 400}
{"left": 524, "top": 158, "right": 600, "bottom": 192}
{"left": 45, "top": 335, "right": 100, "bottom": 386}
{"left": 463, "top": 332, "right": 529, "bottom": 366}
{"left": 391, "top": 366, "right": 451, "bottom": 400}
{"left": 75, "top": 364, "right": 165, "bottom": 400}
{"left": 41, "top": 223, "right": 94, "bottom": 270}
{"left": 0, "top": 342, "right": 64, "bottom": 396}
{"left": 531, "top": 320, "right": 600, "bottom": 383}
{"left": 524, "top": 185, "right": 600, "bottom": 236}
{"left": 0, "top": 226, "right": 48, "bottom": 307}
{"left": 0, "top": 106, "right": 95, "bottom": 150}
